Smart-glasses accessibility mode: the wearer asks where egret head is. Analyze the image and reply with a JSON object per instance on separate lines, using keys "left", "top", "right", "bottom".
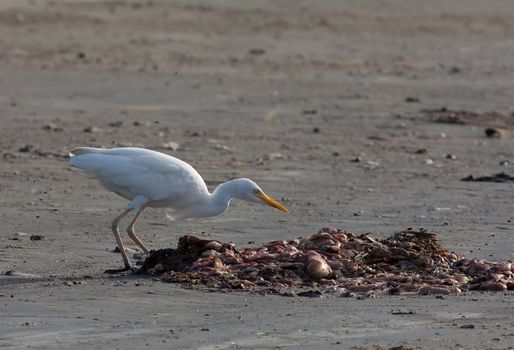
{"left": 233, "top": 178, "right": 288, "bottom": 213}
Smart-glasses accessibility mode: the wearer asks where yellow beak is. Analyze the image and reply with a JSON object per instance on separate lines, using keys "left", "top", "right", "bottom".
{"left": 256, "top": 192, "right": 289, "bottom": 213}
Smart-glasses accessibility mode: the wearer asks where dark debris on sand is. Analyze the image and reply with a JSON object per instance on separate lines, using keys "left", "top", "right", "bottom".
{"left": 461, "top": 172, "right": 514, "bottom": 183}
{"left": 420, "top": 108, "right": 510, "bottom": 128}
{"left": 140, "top": 228, "right": 514, "bottom": 296}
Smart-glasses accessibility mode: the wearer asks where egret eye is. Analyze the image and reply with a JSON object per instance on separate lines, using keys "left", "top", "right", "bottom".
{"left": 253, "top": 189, "right": 260, "bottom": 195}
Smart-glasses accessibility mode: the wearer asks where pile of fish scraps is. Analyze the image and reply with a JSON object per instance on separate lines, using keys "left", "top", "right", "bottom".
{"left": 140, "top": 227, "right": 514, "bottom": 297}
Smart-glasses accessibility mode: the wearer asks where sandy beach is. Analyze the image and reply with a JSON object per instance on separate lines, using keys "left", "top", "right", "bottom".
{"left": 1, "top": 0, "right": 514, "bottom": 348}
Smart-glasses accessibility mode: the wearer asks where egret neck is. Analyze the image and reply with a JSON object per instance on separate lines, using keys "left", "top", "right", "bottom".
{"left": 207, "top": 179, "right": 247, "bottom": 216}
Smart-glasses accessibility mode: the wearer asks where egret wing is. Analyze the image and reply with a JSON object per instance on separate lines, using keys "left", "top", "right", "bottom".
{"left": 70, "top": 148, "right": 209, "bottom": 205}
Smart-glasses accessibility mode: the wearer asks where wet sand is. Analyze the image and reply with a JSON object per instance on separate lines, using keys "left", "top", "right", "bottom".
{"left": 1, "top": 0, "right": 514, "bottom": 348}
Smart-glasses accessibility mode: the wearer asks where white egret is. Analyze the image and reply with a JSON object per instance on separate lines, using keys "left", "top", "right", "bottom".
{"left": 69, "top": 147, "right": 288, "bottom": 272}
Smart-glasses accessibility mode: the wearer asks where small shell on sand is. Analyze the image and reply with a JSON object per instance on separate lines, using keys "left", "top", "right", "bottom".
{"left": 5, "top": 270, "right": 41, "bottom": 278}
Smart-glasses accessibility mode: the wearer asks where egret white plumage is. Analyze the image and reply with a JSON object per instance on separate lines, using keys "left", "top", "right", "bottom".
{"left": 69, "top": 147, "right": 288, "bottom": 272}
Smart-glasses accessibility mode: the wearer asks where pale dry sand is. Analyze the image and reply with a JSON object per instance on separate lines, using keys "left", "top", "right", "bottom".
{"left": 1, "top": 0, "right": 514, "bottom": 348}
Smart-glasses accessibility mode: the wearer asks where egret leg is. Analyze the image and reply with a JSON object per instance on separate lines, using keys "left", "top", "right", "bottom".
{"left": 126, "top": 206, "right": 149, "bottom": 254}
{"left": 106, "top": 208, "right": 133, "bottom": 273}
